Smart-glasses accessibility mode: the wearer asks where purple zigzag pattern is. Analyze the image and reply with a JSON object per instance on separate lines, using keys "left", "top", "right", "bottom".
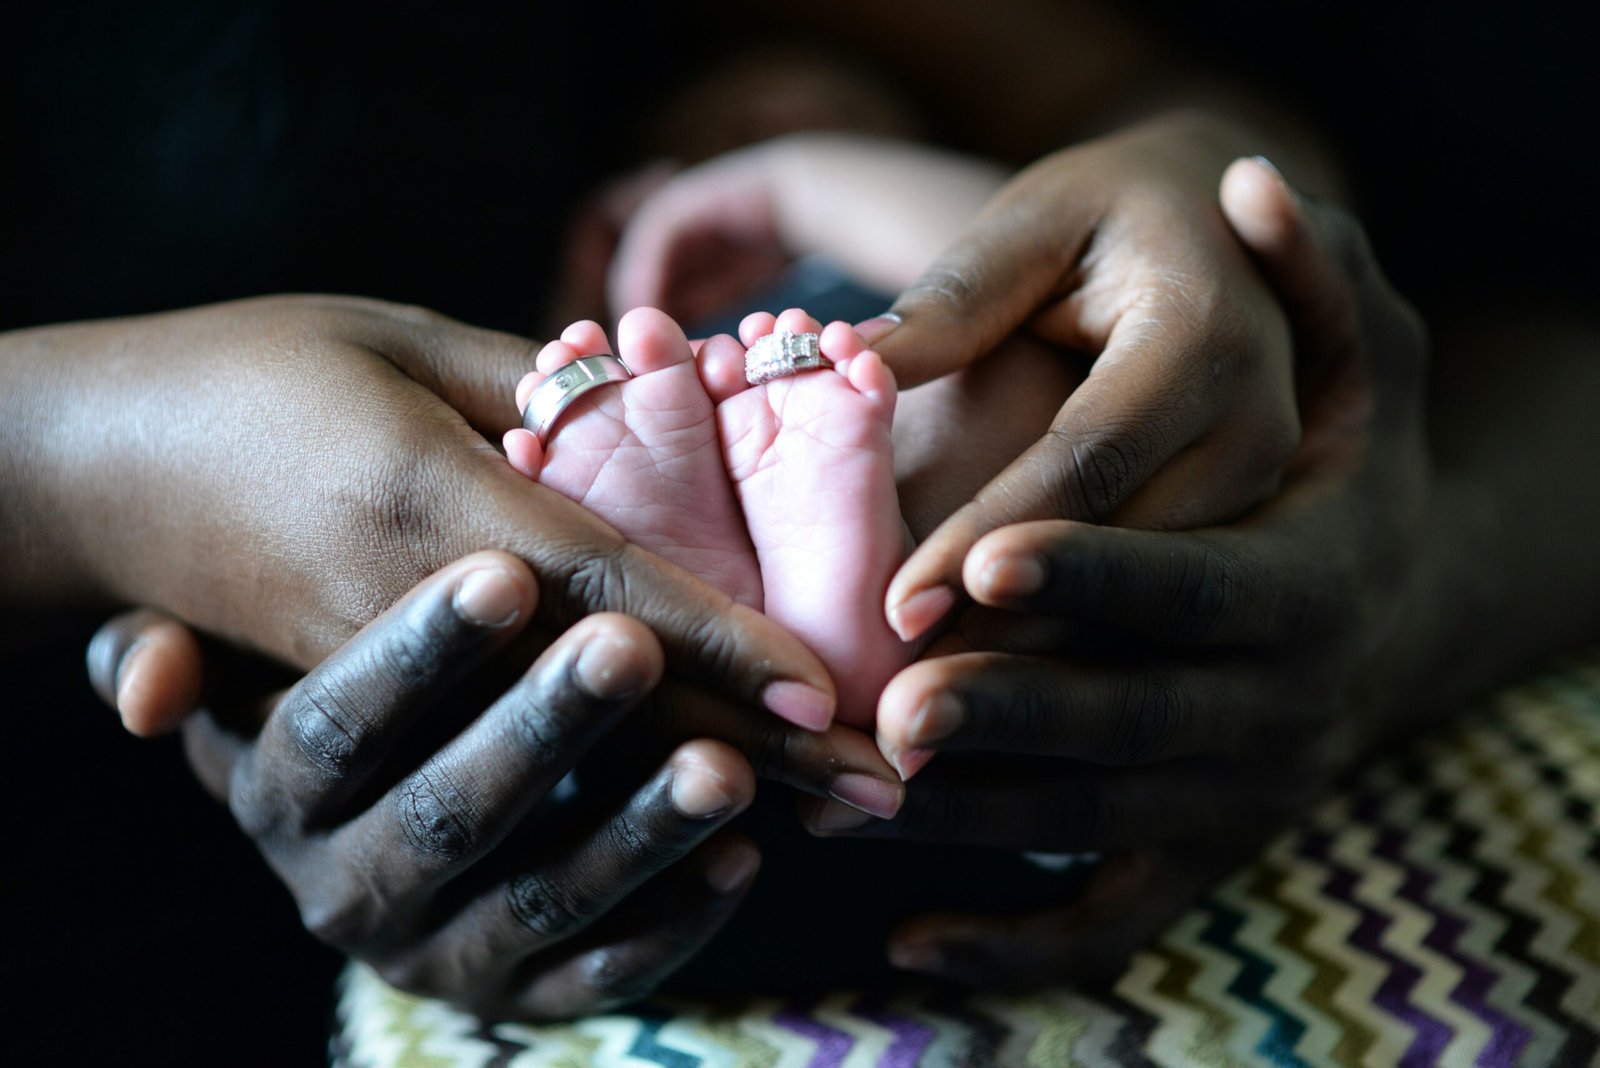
{"left": 773, "top": 997, "right": 855, "bottom": 1067}
{"left": 848, "top": 991, "right": 936, "bottom": 1067}
{"left": 1365, "top": 792, "right": 1533, "bottom": 1063}
{"left": 1299, "top": 825, "right": 1457, "bottom": 1067}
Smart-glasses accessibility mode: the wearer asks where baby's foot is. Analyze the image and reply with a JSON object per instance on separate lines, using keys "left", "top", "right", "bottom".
{"left": 704, "top": 308, "right": 911, "bottom": 728}
{"left": 504, "top": 308, "right": 762, "bottom": 608}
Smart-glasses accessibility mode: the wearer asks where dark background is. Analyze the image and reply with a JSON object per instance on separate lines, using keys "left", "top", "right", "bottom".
{"left": 4, "top": 2, "right": 1594, "bottom": 1064}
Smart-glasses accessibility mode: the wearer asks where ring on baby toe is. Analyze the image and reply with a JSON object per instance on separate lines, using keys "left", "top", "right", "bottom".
{"left": 523, "top": 355, "right": 634, "bottom": 445}
{"left": 744, "top": 330, "right": 830, "bottom": 386}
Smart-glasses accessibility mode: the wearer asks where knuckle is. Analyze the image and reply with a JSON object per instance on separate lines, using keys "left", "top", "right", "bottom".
{"left": 393, "top": 769, "right": 480, "bottom": 863}
{"left": 1047, "top": 428, "right": 1149, "bottom": 523}
{"left": 1108, "top": 674, "right": 1188, "bottom": 764}
{"left": 507, "top": 872, "right": 590, "bottom": 944}
{"left": 284, "top": 679, "right": 366, "bottom": 778}
{"left": 1166, "top": 540, "right": 1242, "bottom": 640}
{"left": 563, "top": 546, "right": 632, "bottom": 615}
{"left": 573, "top": 948, "right": 660, "bottom": 1011}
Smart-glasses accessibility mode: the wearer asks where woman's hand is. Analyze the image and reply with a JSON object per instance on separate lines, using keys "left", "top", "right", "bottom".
{"left": 84, "top": 552, "right": 857, "bottom": 1017}
{"left": 2, "top": 295, "right": 840, "bottom": 729}
{"left": 811, "top": 160, "right": 1435, "bottom": 983}
{"left": 875, "top": 113, "right": 1311, "bottom": 642}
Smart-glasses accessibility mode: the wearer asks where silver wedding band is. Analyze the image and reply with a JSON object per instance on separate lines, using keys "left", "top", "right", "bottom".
{"left": 745, "top": 330, "right": 830, "bottom": 386}
{"left": 523, "top": 355, "right": 633, "bottom": 445}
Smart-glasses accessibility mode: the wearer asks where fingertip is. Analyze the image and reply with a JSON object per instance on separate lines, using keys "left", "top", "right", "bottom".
{"left": 116, "top": 623, "right": 204, "bottom": 738}
{"left": 1220, "top": 156, "right": 1302, "bottom": 257}
{"left": 668, "top": 739, "right": 757, "bottom": 819}
{"left": 962, "top": 531, "right": 1048, "bottom": 606}
{"left": 761, "top": 680, "right": 836, "bottom": 732}
{"left": 450, "top": 551, "right": 539, "bottom": 629}
{"left": 570, "top": 612, "right": 665, "bottom": 699}
{"left": 702, "top": 834, "right": 761, "bottom": 894}
{"left": 885, "top": 582, "right": 956, "bottom": 644}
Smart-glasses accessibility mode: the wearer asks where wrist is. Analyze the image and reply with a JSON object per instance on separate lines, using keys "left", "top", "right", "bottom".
{"left": 0, "top": 320, "right": 112, "bottom": 614}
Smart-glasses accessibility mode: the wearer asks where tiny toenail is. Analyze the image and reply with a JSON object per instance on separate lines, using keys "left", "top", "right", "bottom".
{"left": 910, "top": 693, "right": 964, "bottom": 746}
{"left": 453, "top": 567, "right": 523, "bottom": 627}
{"left": 982, "top": 554, "right": 1046, "bottom": 601}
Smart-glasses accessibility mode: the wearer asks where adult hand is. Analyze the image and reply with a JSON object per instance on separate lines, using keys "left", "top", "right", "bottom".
{"left": 808, "top": 159, "right": 1433, "bottom": 984}
{"left": 5, "top": 295, "right": 839, "bottom": 730}
{"left": 85, "top": 552, "right": 878, "bottom": 1017}
{"left": 874, "top": 112, "right": 1309, "bottom": 642}
{"left": 607, "top": 133, "right": 1007, "bottom": 325}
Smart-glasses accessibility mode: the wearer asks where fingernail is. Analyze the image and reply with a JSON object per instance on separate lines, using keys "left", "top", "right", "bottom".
{"left": 979, "top": 554, "right": 1046, "bottom": 601}
{"left": 763, "top": 680, "right": 835, "bottom": 731}
{"left": 853, "top": 313, "right": 901, "bottom": 345}
{"left": 1249, "top": 154, "right": 1282, "bottom": 178}
{"left": 888, "top": 938, "right": 942, "bottom": 973}
{"left": 670, "top": 765, "right": 737, "bottom": 819}
{"left": 891, "top": 747, "right": 935, "bottom": 781}
{"left": 453, "top": 567, "right": 522, "bottom": 627}
{"left": 573, "top": 634, "right": 650, "bottom": 699}
{"left": 909, "top": 692, "right": 964, "bottom": 747}
{"left": 112, "top": 639, "right": 148, "bottom": 713}
{"left": 704, "top": 844, "right": 760, "bottom": 894}
{"left": 829, "top": 772, "right": 903, "bottom": 819}
{"left": 888, "top": 585, "right": 955, "bottom": 643}
{"left": 811, "top": 798, "right": 873, "bottom": 834}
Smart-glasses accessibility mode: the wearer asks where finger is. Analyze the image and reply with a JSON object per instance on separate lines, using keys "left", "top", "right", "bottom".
{"left": 316, "top": 615, "right": 665, "bottom": 934}
{"left": 608, "top": 152, "right": 780, "bottom": 314}
{"left": 870, "top": 183, "right": 1095, "bottom": 387}
{"left": 337, "top": 297, "right": 538, "bottom": 437}
{"left": 504, "top": 832, "right": 760, "bottom": 1019}
{"left": 85, "top": 609, "right": 204, "bottom": 737}
{"left": 233, "top": 552, "right": 537, "bottom": 827}
{"left": 874, "top": 651, "right": 1261, "bottom": 772}
{"left": 395, "top": 740, "right": 755, "bottom": 985}
{"left": 884, "top": 277, "right": 1290, "bottom": 642}
{"left": 649, "top": 680, "right": 904, "bottom": 818}
{"left": 958, "top": 519, "right": 1328, "bottom": 647}
{"left": 1221, "top": 157, "right": 1428, "bottom": 408}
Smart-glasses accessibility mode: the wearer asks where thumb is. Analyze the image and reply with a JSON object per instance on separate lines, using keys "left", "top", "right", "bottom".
{"left": 872, "top": 201, "right": 1083, "bottom": 387}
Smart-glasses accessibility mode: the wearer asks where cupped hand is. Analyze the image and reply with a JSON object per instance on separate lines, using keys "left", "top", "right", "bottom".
{"left": 607, "top": 133, "right": 1007, "bottom": 325}
{"left": 91, "top": 552, "right": 770, "bottom": 1018}
{"left": 875, "top": 113, "right": 1306, "bottom": 643}
{"left": 27, "top": 294, "right": 838, "bottom": 729}
{"left": 811, "top": 159, "right": 1433, "bottom": 984}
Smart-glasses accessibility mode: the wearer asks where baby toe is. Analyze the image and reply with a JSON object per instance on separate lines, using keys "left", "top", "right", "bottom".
{"left": 774, "top": 307, "right": 824, "bottom": 335}
{"left": 616, "top": 307, "right": 695, "bottom": 374}
{"left": 739, "top": 311, "right": 778, "bottom": 347}
{"left": 559, "top": 319, "right": 613, "bottom": 355}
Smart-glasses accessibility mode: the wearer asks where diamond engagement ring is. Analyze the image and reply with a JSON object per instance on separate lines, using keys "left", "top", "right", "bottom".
{"left": 744, "top": 330, "right": 830, "bottom": 386}
{"left": 523, "top": 355, "right": 633, "bottom": 445}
